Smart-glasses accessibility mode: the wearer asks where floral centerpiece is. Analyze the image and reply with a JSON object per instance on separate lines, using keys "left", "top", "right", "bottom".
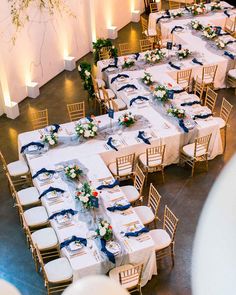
{"left": 118, "top": 112, "right": 135, "bottom": 127}
{"left": 75, "top": 182, "right": 99, "bottom": 209}
{"left": 177, "top": 48, "right": 191, "bottom": 59}
{"left": 210, "top": 2, "right": 222, "bottom": 11}
{"left": 122, "top": 57, "right": 135, "bottom": 69}
{"left": 64, "top": 164, "right": 83, "bottom": 180}
{"left": 189, "top": 3, "right": 206, "bottom": 15}
{"left": 42, "top": 133, "right": 58, "bottom": 146}
{"left": 144, "top": 49, "right": 165, "bottom": 64}
{"left": 153, "top": 85, "right": 169, "bottom": 103}
{"left": 171, "top": 10, "right": 184, "bottom": 18}
{"left": 92, "top": 38, "right": 118, "bottom": 64}
{"left": 142, "top": 72, "right": 153, "bottom": 86}
{"left": 202, "top": 26, "right": 217, "bottom": 39}
{"left": 190, "top": 20, "right": 204, "bottom": 31}
{"left": 96, "top": 219, "right": 113, "bottom": 241}
{"left": 215, "top": 39, "right": 227, "bottom": 49}
{"left": 75, "top": 120, "right": 98, "bottom": 138}
{"left": 167, "top": 107, "right": 186, "bottom": 119}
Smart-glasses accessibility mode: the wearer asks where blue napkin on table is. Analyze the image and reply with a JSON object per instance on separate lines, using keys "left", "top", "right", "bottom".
{"left": 193, "top": 113, "right": 213, "bottom": 120}
{"left": 20, "top": 142, "right": 44, "bottom": 153}
{"left": 39, "top": 186, "right": 65, "bottom": 199}
{"left": 224, "top": 51, "right": 235, "bottom": 59}
{"left": 111, "top": 74, "right": 129, "bottom": 84}
{"left": 32, "top": 168, "right": 55, "bottom": 179}
{"left": 184, "top": 6, "right": 190, "bottom": 12}
{"left": 179, "top": 119, "right": 189, "bottom": 133}
{"left": 169, "top": 62, "right": 181, "bottom": 70}
{"left": 107, "top": 203, "right": 131, "bottom": 212}
{"left": 181, "top": 101, "right": 201, "bottom": 107}
{"left": 173, "top": 88, "right": 185, "bottom": 94}
{"left": 192, "top": 58, "right": 203, "bottom": 66}
{"left": 86, "top": 116, "right": 93, "bottom": 122}
{"left": 102, "top": 57, "right": 119, "bottom": 72}
{"left": 134, "top": 53, "right": 140, "bottom": 60}
{"left": 219, "top": 32, "right": 230, "bottom": 36}
{"left": 129, "top": 96, "right": 149, "bottom": 106}
{"left": 137, "top": 131, "right": 151, "bottom": 145}
{"left": 156, "top": 15, "right": 171, "bottom": 24}
{"left": 171, "top": 26, "right": 184, "bottom": 34}
{"left": 96, "top": 179, "right": 119, "bottom": 190}
{"left": 100, "top": 239, "right": 115, "bottom": 264}
{"left": 117, "top": 84, "right": 138, "bottom": 92}
{"left": 107, "top": 137, "right": 118, "bottom": 151}
{"left": 226, "top": 40, "right": 236, "bottom": 45}
{"left": 125, "top": 227, "right": 149, "bottom": 237}
{"left": 51, "top": 124, "right": 60, "bottom": 133}
{"left": 60, "top": 236, "right": 87, "bottom": 249}
{"left": 48, "top": 209, "right": 78, "bottom": 220}
{"left": 224, "top": 10, "right": 230, "bottom": 17}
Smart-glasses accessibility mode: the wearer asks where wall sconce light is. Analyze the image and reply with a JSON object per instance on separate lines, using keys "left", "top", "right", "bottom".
{"left": 64, "top": 56, "right": 76, "bottom": 71}
{"left": 108, "top": 26, "right": 118, "bottom": 39}
{"left": 131, "top": 10, "right": 140, "bottom": 22}
{"left": 26, "top": 82, "right": 40, "bottom": 98}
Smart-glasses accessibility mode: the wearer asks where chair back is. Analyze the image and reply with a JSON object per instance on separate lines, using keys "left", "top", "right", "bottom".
{"left": 134, "top": 165, "right": 145, "bottom": 195}
{"left": 116, "top": 153, "right": 135, "bottom": 177}
{"left": 146, "top": 145, "right": 165, "bottom": 167}
{"left": 169, "top": 1, "right": 181, "bottom": 10}
{"left": 194, "top": 133, "right": 212, "bottom": 158}
{"left": 202, "top": 65, "right": 218, "bottom": 84}
{"left": 107, "top": 98, "right": 119, "bottom": 112}
{"left": 177, "top": 69, "right": 192, "bottom": 91}
{"left": 30, "top": 109, "right": 49, "bottom": 130}
{"left": 5, "top": 172, "right": 17, "bottom": 199}
{"left": 220, "top": 97, "right": 233, "bottom": 124}
{"left": 194, "top": 77, "right": 204, "bottom": 101}
{"left": 67, "top": 102, "right": 85, "bottom": 122}
{"left": 139, "top": 39, "right": 153, "bottom": 52}
{"left": 141, "top": 16, "right": 148, "bottom": 33}
{"left": 119, "top": 43, "right": 132, "bottom": 56}
{"left": 119, "top": 264, "right": 143, "bottom": 289}
{"left": 205, "top": 87, "right": 218, "bottom": 112}
{"left": 150, "top": 3, "right": 159, "bottom": 13}
{"left": 163, "top": 205, "right": 179, "bottom": 242}
{"left": 147, "top": 183, "right": 161, "bottom": 218}
{"left": 224, "top": 17, "right": 235, "bottom": 34}
{"left": 101, "top": 86, "right": 110, "bottom": 103}
{"left": 98, "top": 46, "right": 112, "bottom": 60}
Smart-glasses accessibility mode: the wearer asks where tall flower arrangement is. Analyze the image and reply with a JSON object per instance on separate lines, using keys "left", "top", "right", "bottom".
{"left": 78, "top": 62, "right": 94, "bottom": 97}
{"left": 92, "top": 39, "right": 118, "bottom": 64}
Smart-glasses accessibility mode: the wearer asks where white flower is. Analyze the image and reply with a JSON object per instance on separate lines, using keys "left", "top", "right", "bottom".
{"left": 156, "top": 90, "right": 164, "bottom": 97}
{"left": 92, "top": 126, "right": 97, "bottom": 132}
{"left": 79, "top": 129, "right": 83, "bottom": 134}
{"left": 84, "top": 130, "right": 90, "bottom": 138}
{"left": 78, "top": 65, "right": 81, "bottom": 72}
{"left": 49, "top": 140, "right": 55, "bottom": 145}
{"left": 71, "top": 173, "right": 76, "bottom": 178}
{"left": 99, "top": 227, "right": 106, "bottom": 236}
{"left": 85, "top": 70, "right": 90, "bottom": 77}
{"left": 81, "top": 196, "right": 89, "bottom": 203}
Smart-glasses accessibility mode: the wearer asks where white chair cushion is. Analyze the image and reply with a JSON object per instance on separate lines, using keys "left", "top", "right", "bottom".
{"left": 99, "top": 89, "right": 115, "bottom": 100}
{"left": 108, "top": 162, "right": 132, "bottom": 177}
{"left": 96, "top": 78, "right": 105, "bottom": 88}
{"left": 144, "top": 29, "right": 157, "bottom": 37}
{"left": 133, "top": 206, "right": 155, "bottom": 225}
{"left": 121, "top": 185, "right": 139, "bottom": 203}
{"left": 228, "top": 69, "right": 236, "bottom": 79}
{"left": 139, "top": 153, "right": 162, "bottom": 167}
{"left": 31, "top": 228, "right": 58, "bottom": 250}
{"left": 149, "top": 229, "right": 171, "bottom": 251}
{"left": 214, "top": 117, "right": 226, "bottom": 129}
{"left": 181, "top": 143, "right": 206, "bottom": 158}
{"left": 44, "top": 257, "right": 72, "bottom": 283}
{"left": 106, "top": 98, "right": 127, "bottom": 111}
{"left": 109, "top": 264, "right": 138, "bottom": 289}
{"left": 17, "top": 187, "right": 40, "bottom": 206}
{"left": 7, "top": 160, "right": 29, "bottom": 177}
{"left": 24, "top": 206, "right": 48, "bottom": 227}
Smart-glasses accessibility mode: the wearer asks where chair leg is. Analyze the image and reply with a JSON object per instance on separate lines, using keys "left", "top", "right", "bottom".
{"left": 171, "top": 244, "right": 175, "bottom": 268}
{"left": 161, "top": 168, "right": 165, "bottom": 184}
{"left": 223, "top": 126, "right": 227, "bottom": 153}
{"left": 205, "top": 159, "right": 208, "bottom": 172}
{"left": 191, "top": 162, "right": 195, "bottom": 177}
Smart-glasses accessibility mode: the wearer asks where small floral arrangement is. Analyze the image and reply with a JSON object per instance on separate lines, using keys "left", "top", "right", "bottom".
{"left": 153, "top": 85, "right": 169, "bottom": 103}
{"left": 118, "top": 112, "right": 135, "bottom": 127}
{"left": 177, "top": 48, "right": 191, "bottom": 60}
{"left": 75, "top": 120, "right": 98, "bottom": 138}
{"left": 210, "top": 2, "right": 222, "bottom": 11}
{"left": 64, "top": 164, "right": 83, "bottom": 180}
{"left": 190, "top": 20, "right": 204, "bottom": 31}
{"left": 189, "top": 3, "right": 206, "bottom": 15}
{"left": 171, "top": 10, "right": 184, "bottom": 18}
{"left": 96, "top": 219, "right": 113, "bottom": 241}
{"left": 144, "top": 49, "right": 165, "bottom": 64}
{"left": 215, "top": 39, "right": 227, "bottom": 49}
{"left": 122, "top": 57, "right": 135, "bottom": 69}
{"left": 42, "top": 133, "right": 58, "bottom": 146}
{"left": 142, "top": 72, "right": 153, "bottom": 86}
{"left": 76, "top": 182, "right": 99, "bottom": 209}
{"left": 167, "top": 107, "right": 186, "bottom": 119}
{"left": 202, "top": 26, "right": 217, "bottom": 39}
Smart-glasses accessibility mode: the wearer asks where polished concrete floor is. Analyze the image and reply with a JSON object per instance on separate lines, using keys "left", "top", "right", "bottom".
{"left": 0, "top": 18, "right": 236, "bottom": 295}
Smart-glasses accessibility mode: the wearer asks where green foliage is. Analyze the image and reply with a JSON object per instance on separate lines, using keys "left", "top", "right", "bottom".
{"left": 92, "top": 38, "right": 118, "bottom": 64}
{"left": 78, "top": 62, "right": 94, "bottom": 98}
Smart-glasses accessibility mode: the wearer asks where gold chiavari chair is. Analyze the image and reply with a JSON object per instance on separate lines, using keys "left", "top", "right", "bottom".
{"left": 169, "top": 1, "right": 181, "bottom": 10}
{"left": 109, "top": 264, "right": 143, "bottom": 294}
{"left": 139, "top": 38, "right": 153, "bottom": 52}
{"left": 119, "top": 43, "right": 132, "bottom": 56}
{"left": 205, "top": 87, "right": 218, "bottom": 112}
{"left": 35, "top": 245, "right": 73, "bottom": 295}
{"left": 91, "top": 67, "right": 105, "bottom": 89}
{"left": 121, "top": 165, "right": 145, "bottom": 204}
{"left": 180, "top": 133, "right": 212, "bottom": 177}
{"left": 193, "top": 77, "right": 204, "bottom": 103}
{"left": 138, "top": 144, "right": 166, "bottom": 183}
{"left": 134, "top": 183, "right": 161, "bottom": 227}
{"left": 227, "top": 68, "right": 236, "bottom": 94}
{"left": 98, "top": 46, "right": 112, "bottom": 61}
{"left": 30, "top": 109, "right": 49, "bottom": 130}
{"left": 108, "top": 153, "right": 135, "bottom": 181}
{"left": 200, "top": 65, "right": 218, "bottom": 90}
{"left": 224, "top": 17, "right": 236, "bottom": 35}
{"left": 101, "top": 87, "right": 126, "bottom": 112}
{"left": 150, "top": 2, "right": 159, "bottom": 13}
{"left": 140, "top": 16, "right": 157, "bottom": 39}
{"left": 67, "top": 102, "right": 85, "bottom": 122}
{"left": 177, "top": 69, "right": 192, "bottom": 92}
{"left": 150, "top": 205, "right": 179, "bottom": 267}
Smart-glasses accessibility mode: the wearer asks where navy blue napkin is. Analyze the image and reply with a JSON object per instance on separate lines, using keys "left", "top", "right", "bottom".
{"left": 51, "top": 124, "right": 60, "bottom": 133}
{"left": 107, "top": 137, "right": 118, "bottom": 151}
{"left": 171, "top": 26, "right": 184, "bottom": 34}
{"left": 102, "top": 57, "right": 118, "bottom": 72}
{"left": 96, "top": 179, "right": 119, "bottom": 190}
{"left": 193, "top": 113, "right": 213, "bottom": 120}
{"left": 184, "top": 6, "right": 190, "bottom": 12}
{"left": 179, "top": 119, "right": 189, "bottom": 133}
{"left": 107, "top": 203, "right": 131, "bottom": 212}
{"left": 100, "top": 239, "right": 115, "bottom": 264}
{"left": 137, "top": 131, "right": 151, "bottom": 145}
{"left": 32, "top": 168, "right": 55, "bottom": 179}
{"left": 156, "top": 15, "right": 171, "bottom": 23}
{"left": 129, "top": 96, "right": 149, "bottom": 106}
{"left": 226, "top": 40, "right": 236, "bottom": 45}
{"left": 219, "top": 32, "right": 230, "bottom": 36}
{"left": 192, "top": 58, "right": 203, "bottom": 66}
{"left": 181, "top": 101, "right": 201, "bottom": 107}
{"left": 134, "top": 53, "right": 140, "bottom": 60}
{"left": 169, "top": 62, "right": 181, "bottom": 70}
{"left": 117, "top": 84, "right": 138, "bottom": 92}
{"left": 167, "top": 41, "right": 173, "bottom": 50}
{"left": 107, "top": 108, "right": 114, "bottom": 119}
{"left": 224, "top": 10, "right": 230, "bottom": 17}
{"left": 224, "top": 51, "right": 235, "bottom": 59}
{"left": 111, "top": 74, "right": 129, "bottom": 84}
{"left": 39, "top": 186, "right": 65, "bottom": 199}
{"left": 20, "top": 142, "right": 44, "bottom": 153}
{"left": 49, "top": 209, "right": 78, "bottom": 220}
{"left": 167, "top": 90, "right": 174, "bottom": 99}
{"left": 173, "top": 88, "right": 185, "bottom": 94}
{"left": 60, "top": 236, "right": 87, "bottom": 249}
{"left": 125, "top": 227, "right": 149, "bottom": 237}
{"left": 86, "top": 116, "right": 93, "bottom": 122}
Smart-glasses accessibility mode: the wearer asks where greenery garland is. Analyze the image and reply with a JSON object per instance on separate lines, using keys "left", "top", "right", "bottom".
{"left": 78, "top": 62, "right": 94, "bottom": 98}
{"left": 92, "top": 38, "right": 118, "bottom": 64}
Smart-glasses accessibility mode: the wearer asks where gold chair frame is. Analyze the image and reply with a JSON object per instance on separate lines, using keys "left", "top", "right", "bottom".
{"left": 205, "top": 87, "right": 218, "bottom": 112}
{"left": 119, "top": 43, "right": 132, "bottom": 56}
{"left": 219, "top": 97, "right": 233, "bottom": 153}
{"left": 30, "top": 109, "right": 49, "bottom": 130}
{"left": 114, "top": 153, "right": 135, "bottom": 180}
{"left": 119, "top": 264, "right": 143, "bottom": 294}
{"left": 67, "top": 102, "right": 85, "bottom": 122}
{"left": 139, "top": 38, "right": 153, "bottom": 52}
{"left": 177, "top": 69, "right": 192, "bottom": 92}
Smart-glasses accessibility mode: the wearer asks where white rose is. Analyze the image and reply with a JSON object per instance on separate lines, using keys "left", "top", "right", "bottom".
{"left": 85, "top": 70, "right": 90, "bottom": 77}
{"left": 78, "top": 65, "right": 81, "bottom": 71}
{"left": 71, "top": 173, "right": 76, "bottom": 178}
{"left": 92, "top": 126, "right": 97, "bottom": 132}
{"left": 84, "top": 130, "right": 90, "bottom": 138}
{"left": 49, "top": 140, "right": 54, "bottom": 145}
{"left": 99, "top": 227, "right": 106, "bottom": 236}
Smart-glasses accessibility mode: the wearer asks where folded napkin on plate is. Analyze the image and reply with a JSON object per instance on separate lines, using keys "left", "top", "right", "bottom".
{"left": 173, "top": 88, "right": 185, "bottom": 94}
{"left": 32, "top": 168, "right": 56, "bottom": 179}
{"left": 20, "top": 141, "right": 44, "bottom": 153}
{"left": 117, "top": 84, "right": 138, "bottom": 92}
{"left": 96, "top": 179, "right": 119, "bottom": 190}
{"left": 171, "top": 25, "right": 184, "bottom": 34}
{"left": 193, "top": 113, "right": 213, "bottom": 120}
{"left": 102, "top": 57, "right": 118, "bottom": 72}
{"left": 192, "top": 58, "right": 203, "bottom": 66}
{"left": 156, "top": 14, "right": 171, "bottom": 24}
{"left": 111, "top": 74, "right": 129, "bottom": 84}
{"left": 169, "top": 62, "right": 181, "bottom": 70}
{"left": 224, "top": 10, "right": 230, "bottom": 17}
{"left": 181, "top": 101, "right": 201, "bottom": 107}
{"left": 134, "top": 53, "right": 140, "bottom": 60}
{"left": 49, "top": 209, "right": 78, "bottom": 220}
{"left": 226, "top": 40, "right": 236, "bottom": 45}
{"left": 137, "top": 131, "right": 151, "bottom": 145}
{"left": 60, "top": 236, "right": 87, "bottom": 249}
{"left": 39, "top": 186, "right": 65, "bottom": 199}
{"left": 179, "top": 119, "right": 189, "bottom": 133}
{"left": 107, "top": 203, "right": 131, "bottom": 212}
{"left": 125, "top": 227, "right": 149, "bottom": 237}
{"left": 100, "top": 239, "right": 115, "bottom": 263}
{"left": 107, "top": 137, "right": 118, "bottom": 151}
{"left": 129, "top": 96, "right": 149, "bottom": 106}
{"left": 51, "top": 124, "right": 61, "bottom": 133}
{"left": 224, "top": 51, "right": 235, "bottom": 59}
